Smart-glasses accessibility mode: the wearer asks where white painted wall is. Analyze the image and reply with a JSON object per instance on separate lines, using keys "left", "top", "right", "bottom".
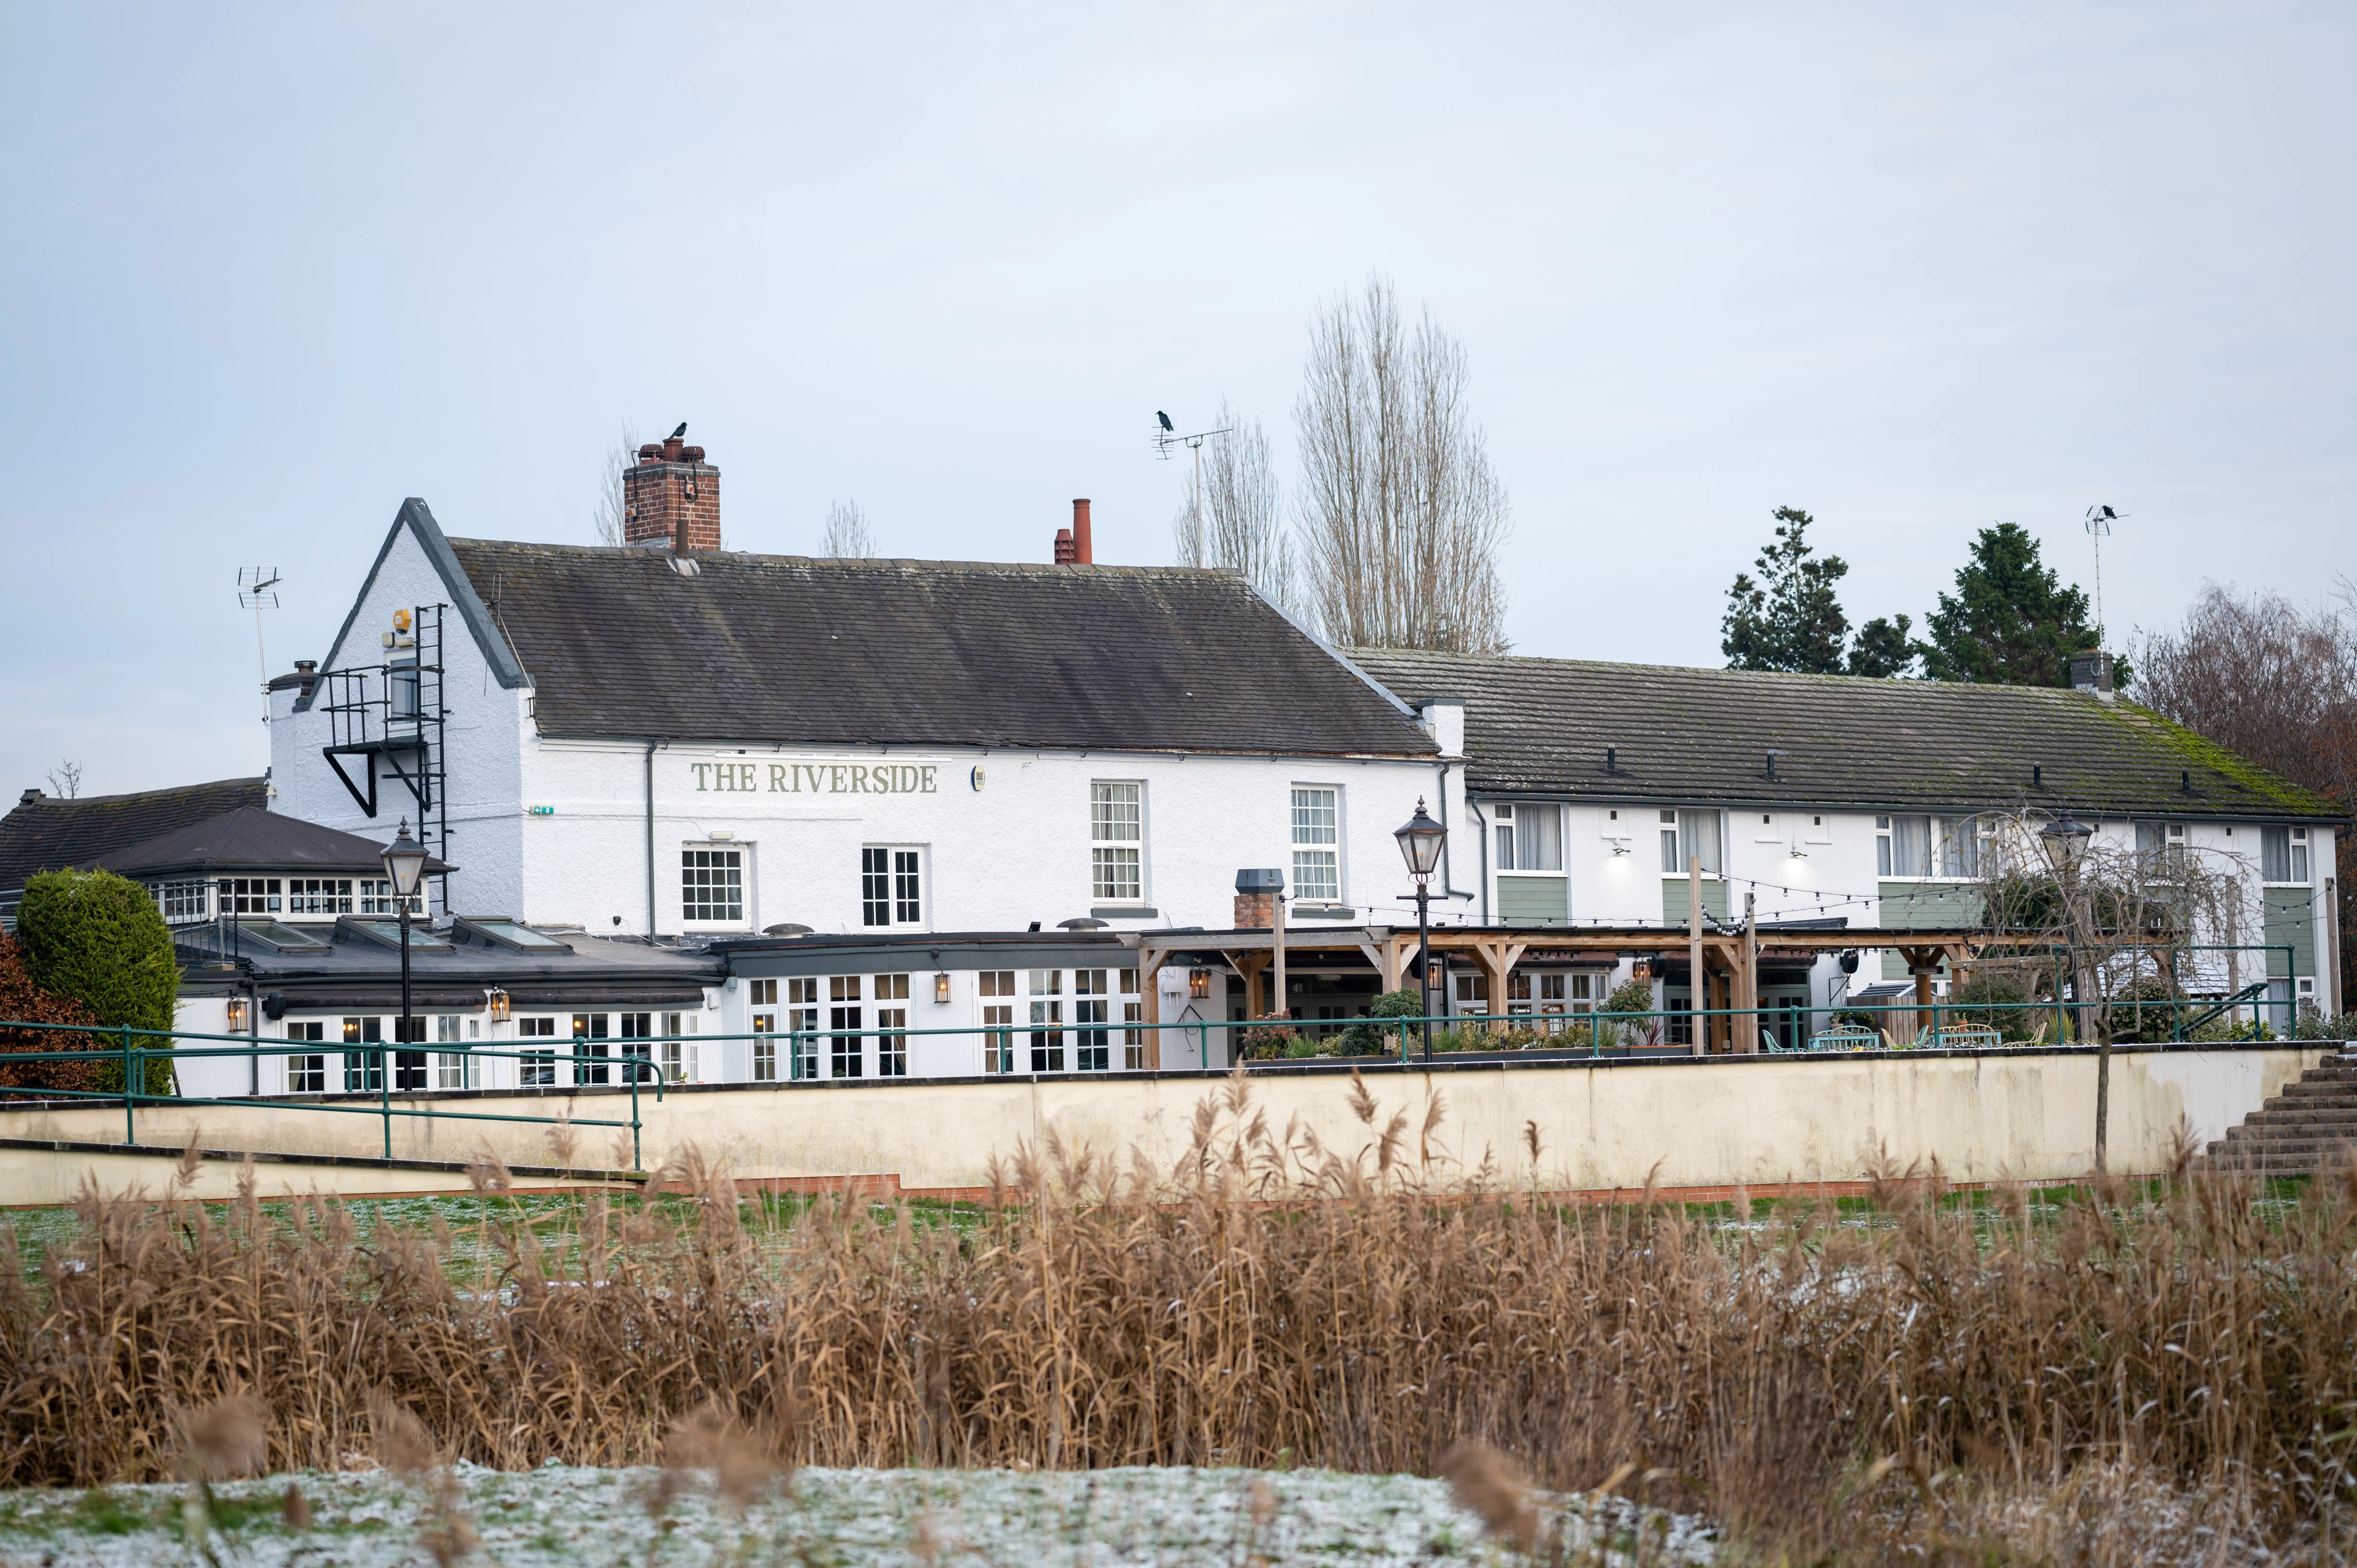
{"left": 270, "top": 520, "right": 530, "bottom": 919}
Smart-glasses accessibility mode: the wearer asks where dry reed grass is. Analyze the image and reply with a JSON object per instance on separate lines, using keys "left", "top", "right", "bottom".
{"left": 3, "top": 1066, "right": 2354, "bottom": 1561}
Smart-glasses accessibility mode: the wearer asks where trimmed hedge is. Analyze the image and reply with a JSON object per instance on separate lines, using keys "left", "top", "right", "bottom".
{"left": 17, "top": 869, "right": 178, "bottom": 1096}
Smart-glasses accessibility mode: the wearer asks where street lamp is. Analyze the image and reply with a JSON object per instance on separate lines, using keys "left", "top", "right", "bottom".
{"left": 1393, "top": 798, "right": 1448, "bottom": 1061}
{"left": 2039, "top": 812, "right": 2108, "bottom": 1171}
{"left": 382, "top": 819, "right": 429, "bottom": 1116}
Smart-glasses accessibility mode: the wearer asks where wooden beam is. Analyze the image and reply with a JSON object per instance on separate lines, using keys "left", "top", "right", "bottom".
{"left": 1137, "top": 946, "right": 1167, "bottom": 1069}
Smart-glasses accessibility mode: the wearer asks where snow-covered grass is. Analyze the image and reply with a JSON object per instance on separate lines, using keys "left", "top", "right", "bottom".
{"left": 0, "top": 1463, "right": 1716, "bottom": 1567}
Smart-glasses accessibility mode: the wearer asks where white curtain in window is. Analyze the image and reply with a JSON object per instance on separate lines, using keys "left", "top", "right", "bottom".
{"left": 1884, "top": 815, "right": 1930, "bottom": 878}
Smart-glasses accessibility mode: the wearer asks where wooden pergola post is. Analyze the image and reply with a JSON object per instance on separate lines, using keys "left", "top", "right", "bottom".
{"left": 1136, "top": 944, "right": 1169, "bottom": 1069}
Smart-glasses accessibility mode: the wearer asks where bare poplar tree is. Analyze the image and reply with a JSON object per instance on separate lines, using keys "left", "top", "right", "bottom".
{"left": 822, "top": 498, "right": 876, "bottom": 559}
{"left": 1294, "top": 277, "right": 1511, "bottom": 653}
{"left": 592, "top": 425, "right": 640, "bottom": 547}
{"left": 45, "top": 759, "right": 81, "bottom": 800}
{"left": 1172, "top": 400, "right": 1293, "bottom": 610}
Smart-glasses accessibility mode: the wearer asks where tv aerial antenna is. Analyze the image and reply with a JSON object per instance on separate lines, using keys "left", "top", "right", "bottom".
{"left": 2083, "top": 505, "right": 2121, "bottom": 636}
{"left": 238, "top": 567, "right": 282, "bottom": 726}
{"left": 1153, "top": 411, "right": 1231, "bottom": 560}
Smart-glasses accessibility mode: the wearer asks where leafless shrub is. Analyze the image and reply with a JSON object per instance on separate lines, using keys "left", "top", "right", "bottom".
{"left": 4, "top": 1074, "right": 2355, "bottom": 1559}
{"left": 1295, "top": 275, "right": 1511, "bottom": 654}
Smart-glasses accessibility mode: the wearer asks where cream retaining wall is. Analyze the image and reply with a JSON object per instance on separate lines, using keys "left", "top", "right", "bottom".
{"left": 0, "top": 1045, "right": 2333, "bottom": 1203}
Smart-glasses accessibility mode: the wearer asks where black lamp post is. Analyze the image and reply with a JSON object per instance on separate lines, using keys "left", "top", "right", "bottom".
{"left": 381, "top": 818, "right": 429, "bottom": 1122}
{"left": 2039, "top": 811, "right": 2103, "bottom": 1170}
{"left": 1393, "top": 798, "right": 1448, "bottom": 1061}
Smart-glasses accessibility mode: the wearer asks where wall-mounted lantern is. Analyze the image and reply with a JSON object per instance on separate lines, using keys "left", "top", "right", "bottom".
{"left": 1188, "top": 968, "right": 1213, "bottom": 1000}
{"left": 486, "top": 988, "right": 511, "bottom": 1023}
{"left": 934, "top": 972, "right": 952, "bottom": 1004}
{"left": 225, "top": 996, "right": 252, "bottom": 1032}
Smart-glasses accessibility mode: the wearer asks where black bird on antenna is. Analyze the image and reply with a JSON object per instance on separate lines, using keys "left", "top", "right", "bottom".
{"left": 2096, "top": 504, "right": 2117, "bottom": 520}
{"left": 1157, "top": 411, "right": 1174, "bottom": 432}
{"left": 667, "top": 422, "right": 687, "bottom": 440}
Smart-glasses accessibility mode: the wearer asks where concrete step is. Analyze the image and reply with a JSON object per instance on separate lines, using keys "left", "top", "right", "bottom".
{"left": 2208, "top": 1138, "right": 2357, "bottom": 1160}
{"left": 2238, "top": 1109, "right": 2357, "bottom": 1129}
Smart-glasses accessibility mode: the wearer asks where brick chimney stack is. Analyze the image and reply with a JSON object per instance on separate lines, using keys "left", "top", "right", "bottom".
{"left": 623, "top": 426, "right": 721, "bottom": 551}
{"left": 1054, "top": 498, "right": 1094, "bottom": 565}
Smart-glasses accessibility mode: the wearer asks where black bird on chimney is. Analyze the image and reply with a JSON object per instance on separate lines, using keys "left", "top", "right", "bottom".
{"left": 667, "top": 422, "right": 687, "bottom": 440}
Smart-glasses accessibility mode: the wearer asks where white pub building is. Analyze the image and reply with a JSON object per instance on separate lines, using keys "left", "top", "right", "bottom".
{"left": 262, "top": 435, "right": 1470, "bottom": 1080}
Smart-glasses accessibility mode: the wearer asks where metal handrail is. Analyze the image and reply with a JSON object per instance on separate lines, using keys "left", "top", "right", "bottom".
{"left": 0, "top": 983, "right": 2312, "bottom": 1169}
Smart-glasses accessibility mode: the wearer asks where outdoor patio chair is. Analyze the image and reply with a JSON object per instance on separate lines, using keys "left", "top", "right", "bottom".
{"left": 1807, "top": 1024, "right": 1880, "bottom": 1052}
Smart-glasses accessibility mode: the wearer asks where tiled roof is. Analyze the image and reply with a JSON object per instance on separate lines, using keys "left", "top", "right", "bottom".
{"left": 1351, "top": 649, "right": 2345, "bottom": 821}
{"left": 444, "top": 539, "right": 1435, "bottom": 757}
{"left": 96, "top": 807, "right": 449, "bottom": 878}
{"left": 0, "top": 778, "right": 270, "bottom": 895}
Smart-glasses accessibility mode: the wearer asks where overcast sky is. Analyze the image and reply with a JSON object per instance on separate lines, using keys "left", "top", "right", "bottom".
{"left": 2, "top": 3, "right": 2350, "bottom": 800}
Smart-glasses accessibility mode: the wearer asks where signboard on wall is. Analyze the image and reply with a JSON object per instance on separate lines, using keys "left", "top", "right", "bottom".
{"left": 688, "top": 759, "right": 947, "bottom": 797}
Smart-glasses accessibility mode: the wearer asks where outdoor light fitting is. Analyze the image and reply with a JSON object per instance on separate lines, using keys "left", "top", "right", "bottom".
{"left": 2040, "top": 812, "right": 2094, "bottom": 874}
{"left": 934, "top": 971, "right": 952, "bottom": 1004}
{"left": 382, "top": 819, "right": 429, "bottom": 900}
{"left": 486, "top": 988, "right": 511, "bottom": 1023}
{"left": 1393, "top": 798, "right": 1447, "bottom": 884}
{"left": 1188, "top": 968, "right": 1212, "bottom": 1000}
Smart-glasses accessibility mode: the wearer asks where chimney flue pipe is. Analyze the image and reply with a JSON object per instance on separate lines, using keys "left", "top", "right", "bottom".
{"left": 1071, "top": 498, "right": 1092, "bottom": 565}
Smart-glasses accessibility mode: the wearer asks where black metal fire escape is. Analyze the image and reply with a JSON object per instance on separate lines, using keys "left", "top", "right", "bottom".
{"left": 318, "top": 603, "right": 451, "bottom": 903}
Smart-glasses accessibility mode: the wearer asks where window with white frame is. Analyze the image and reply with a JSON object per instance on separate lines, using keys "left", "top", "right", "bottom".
{"left": 1121, "top": 967, "right": 1143, "bottom": 1070}
{"left": 750, "top": 978, "right": 778, "bottom": 1082}
{"left": 861, "top": 847, "right": 924, "bottom": 928}
{"left": 358, "top": 878, "right": 422, "bottom": 916}
{"left": 284, "top": 1021, "right": 325, "bottom": 1092}
{"left": 618, "top": 1012, "right": 653, "bottom": 1081}
{"left": 2135, "top": 822, "right": 2188, "bottom": 879}
{"left": 1658, "top": 810, "right": 1722, "bottom": 875}
{"left": 517, "top": 1016, "right": 557, "bottom": 1085}
{"left": 342, "top": 1015, "right": 382, "bottom": 1092}
{"left": 153, "top": 879, "right": 210, "bottom": 923}
{"left": 2262, "top": 826, "right": 2311, "bottom": 884}
{"left": 1074, "top": 969, "right": 1111, "bottom": 1072}
{"left": 682, "top": 848, "right": 744, "bottom": 924}
{"left": 1028, "top": 969, "right": 1065, "bottom": 1073}
{"left": 432, "top": 1014, "right": 474, "bottom": 1090}
{"left": 218, "top": 877, "right": 282, "bottom": 915}
{"left": 1291, "top": 787, "right": 1340, "bottom": 903}
{"left": 874, "top": 974, "right": 909, "bottom": 1076}
{"left": 981, "top": 969, "right": 1017, "bottom": 1074}
{"left": 572, "top": 1012, "right": 611, "bottom": 1085}
{"left": 660, "top": 1012, "right": 699, "bottom": 1084}
{"left": 1877, "top": 815, "right": 1984, "bottom": 879}
{"left": 1091, "top": 782, "right": 1144, "bottom": 902}
{"left": 788, "top": 977, "right": 819, "bottom": 1079}
{"left": 285, "top": 878, "right": 354, "bottom": 917}
{"left": 1494, "top": 803, "right": 1562, "bottom": 871}
{"left": 829, "top": 975, "right": 864, "bottom": 1077}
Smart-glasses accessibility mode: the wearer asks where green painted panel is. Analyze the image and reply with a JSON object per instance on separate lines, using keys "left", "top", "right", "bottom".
{"left": 1660, "top": 878, "right": 1730, "bottom": 926}
{"left": 1877, "top": 881, "right": 1984, "bottom": 930}
{"left": 1498, "top": 876, "right": 1568, "bottom": 925}
{"left": 2264, "top": 887, "right": 2315, "bottom": 977}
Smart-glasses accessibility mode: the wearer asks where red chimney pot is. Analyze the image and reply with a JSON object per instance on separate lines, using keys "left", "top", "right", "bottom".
{"left": 1071, "top": 498, "right": 1093, "bottom": 565}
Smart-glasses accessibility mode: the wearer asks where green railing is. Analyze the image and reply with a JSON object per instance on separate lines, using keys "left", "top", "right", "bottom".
{"left": 0, "top": 984, "right": 2312, "bottom": 1172}
{"left": 0, "top": 1021, "right": 663, "bottom": 1167}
